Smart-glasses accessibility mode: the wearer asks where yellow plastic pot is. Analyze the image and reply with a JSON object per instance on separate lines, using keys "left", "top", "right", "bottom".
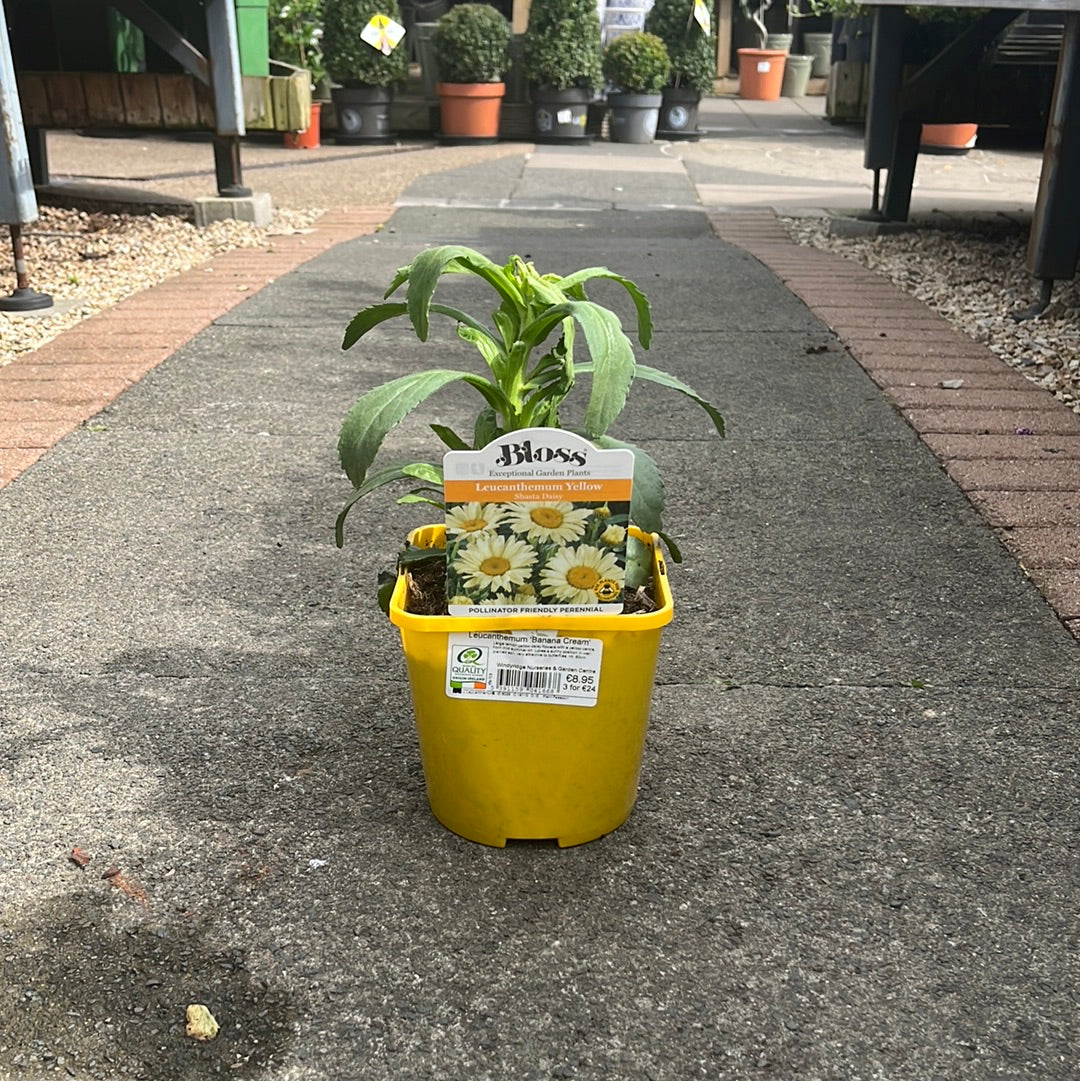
{"left": 389, "top": 526, "right": 674, "bottom": 847}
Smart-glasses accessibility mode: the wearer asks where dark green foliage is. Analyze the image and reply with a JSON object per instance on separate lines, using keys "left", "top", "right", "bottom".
{"left": 602, "top": 31, "right": 671, "bottom": 94}
{"left": 521, "top": 0, "right": 603, "bottom": 92}
{"left": 432, "top": 3, "right": 511, "bottom": 84}
{"left": 644, "top": 0, "right": 716, "bottom": 92}
{"left": 322, "top": 0, "right": 409, "bottom": 87}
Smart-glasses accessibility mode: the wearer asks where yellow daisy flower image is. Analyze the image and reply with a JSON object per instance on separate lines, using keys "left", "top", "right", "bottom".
{"left": 452, "top": 532, "right": 538, "bottom": 595}
{"left": 446, "top": 501, "right": 504, "bottom": 536}
{"left": 540, "top": 544, "right": 625, "bottom": 605}
{"left": 502, "top": 501, "right": 594, "bottom": 544}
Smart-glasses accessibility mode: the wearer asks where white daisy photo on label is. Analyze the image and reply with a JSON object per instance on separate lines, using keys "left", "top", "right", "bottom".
{"left": 540, "top": 544, "right": 625, "bottom": 605}
{"left": 451, "top": 532, "right": 538, "bottom": 596}
{"left": 502, "top": 501, "right": 594, "bottom": 544}
{"left": 446, "top": 501, "right": 505, "bottom": 537}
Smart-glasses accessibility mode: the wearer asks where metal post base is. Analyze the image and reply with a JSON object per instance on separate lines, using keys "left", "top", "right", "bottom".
{"left": 0, "top": 287, "right": 53, "bottom": 312}
{"left": 1011, "top": 279, "right": 1054, "bottom": 323}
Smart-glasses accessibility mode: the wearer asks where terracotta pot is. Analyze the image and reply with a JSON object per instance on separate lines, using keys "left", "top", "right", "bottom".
{"left": 920, "top": 123, "right": 978, "bottom": 155}
{"left": 437, "top": 82, "right": 505, "bottom": 142}
{"left": 283, "top": 101, "right": 321, "bottom": 150}
{"left": 737, "top": 48, "right": 788, "bottom": 101}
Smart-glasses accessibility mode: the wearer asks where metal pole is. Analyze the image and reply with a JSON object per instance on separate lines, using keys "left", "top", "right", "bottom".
{"left": 205, "top": 0, "right": 252, "bottom": 197}
{"left": 0, "top": 0, "right": 52, "bottom": 311}
{"left": 2, "top": 224, "right": 52, "bottom": 312}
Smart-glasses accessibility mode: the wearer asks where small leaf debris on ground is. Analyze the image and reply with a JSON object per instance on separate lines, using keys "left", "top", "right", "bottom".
{"left": 69, "top": 846, "right": 92, "bottom": 868}
{"left": 185, "top": 1004, "right": 220, "bottom": 1041}
{"left": 106, "top": 869, "right": 151, "bottom": 907}
{"left": 940, "top": 378, "right": 965, "bottom": 389}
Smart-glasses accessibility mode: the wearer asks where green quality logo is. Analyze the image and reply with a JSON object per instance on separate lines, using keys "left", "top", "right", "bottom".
{"left": 457, "top": 647, "right": 484, "bottom": 665}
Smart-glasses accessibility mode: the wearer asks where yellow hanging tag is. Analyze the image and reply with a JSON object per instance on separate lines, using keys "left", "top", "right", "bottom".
{"left": 693, "top": 0, "right": 710, "bottom": 35}
{"left": 361, "top": 13, "right": 406, "bottom": 56}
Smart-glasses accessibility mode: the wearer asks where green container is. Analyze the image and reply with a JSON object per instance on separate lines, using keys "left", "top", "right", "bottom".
{"left": 236, "top": 0, "right": 270, "bottom": 76}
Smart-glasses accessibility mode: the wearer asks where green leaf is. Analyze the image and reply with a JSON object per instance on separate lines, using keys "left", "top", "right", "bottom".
{"left": 405, "top": 246, "right": 522, "bottom": 340}
{"left": 555, "top": 267, "right": 653, "bottom": 348}
{"left": 592, "top": 434, "right": 665, "bottom": 535}
{"left": 377, "top": 570, "right": 397, "bottom": 616}
{"left": 342, "top": 302, "right": 408, "bottom": 350}
{"left": 400, "top": 462, "right": 443, "bottom": 485}
{"left": 430, "top": 423, "right": 470, "bottom": 451}
{"left": 334, "top": 461, "right": 442, "bottom": 547}
{"left": 338, "top": 369, "right": 496, "bottom": 487}
{"left": 624, "top": 533, "right": 653, "bottom": 591}
{"left": 633, "top": 363, "right": 725, "bottom": 437}
{"left": 396, "top": 492, "right": 445, "bottom": 508}
{"left": 571, "top": 302, "right": 637, "bottom": 439}
{"left": 657, "top": 528, "right": 683, "bottom": 564}
{"left": 474, "top": 407, "right": 500, "bottom": 449}
{"left": 458, "top": 323, "right": 506, "bottom": 372}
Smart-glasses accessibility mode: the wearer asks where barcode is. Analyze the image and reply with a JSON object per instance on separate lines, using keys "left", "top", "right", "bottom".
{"left": 495, "top": 667, "right": 560, "bottom": 693}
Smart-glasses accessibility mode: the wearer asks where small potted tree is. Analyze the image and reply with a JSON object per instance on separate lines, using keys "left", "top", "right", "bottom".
{"left": 644, "top": 0, "right": 716, "bottom": 139}
{"left": 736, "top": 0, "right": 787, "bottom": 99}
{"left": 334, "top": 245, "right": 724, "bottom": 846}
{"left": 431, "top": 3, "right": 511, "bottom": 142}
{"left": 322, "top": 0, "right": 408, "bottom": 144}
{"left": 520, "top": 0, "right": 604, "bottom": 143}
{"left": 602, "top": 31, "right": 671, "bottom": 144}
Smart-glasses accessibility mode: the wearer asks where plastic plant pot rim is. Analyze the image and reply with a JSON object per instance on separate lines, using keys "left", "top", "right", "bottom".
{"left": 389, "top": 524, "right": 674, "bottom": 633}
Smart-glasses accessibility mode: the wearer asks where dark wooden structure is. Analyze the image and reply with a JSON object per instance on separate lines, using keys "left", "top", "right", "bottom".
{"left": 864, "top": 1, "right": 1080, "bottom": 313}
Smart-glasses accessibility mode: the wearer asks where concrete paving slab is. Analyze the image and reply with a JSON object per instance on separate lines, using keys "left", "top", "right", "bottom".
{"left": 1, "top": 105, "right": 1076, "bottom": 1081}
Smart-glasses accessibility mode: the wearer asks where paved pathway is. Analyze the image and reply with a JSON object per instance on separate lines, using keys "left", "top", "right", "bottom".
{"left": 1, "top": 103, "right": 1076, "bottom": 1081}
{"left": 3, "top": 109, "right": 1075, "bottom": 640}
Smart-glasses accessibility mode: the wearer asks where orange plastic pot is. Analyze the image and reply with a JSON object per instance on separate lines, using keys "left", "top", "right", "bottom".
{"left": 920, "top": 123, "right": 978, "bottom": 154}
{"left": 284, "top": 101, "right": 322, "bottom": 149}
{"left": 737, "top": 48, "right": 787, "bottom": 101}
{"left": 437, "top": 81, "right": 505, "bottom": 140}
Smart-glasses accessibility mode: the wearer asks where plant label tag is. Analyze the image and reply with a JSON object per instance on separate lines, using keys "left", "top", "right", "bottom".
{"left": 443, "top": 428, "right": 634, "bottom": 616}
{"left": 693, "top": 0, "right": 710, "bottom": 35}
{"left": 362, "top": 14, "right": 405, "bottom": 55}
{"left": 446, "top": 632, "right": 602, "bottom": 706}
{"left": 757, "top": 60, "right": 771, "bottom": 73}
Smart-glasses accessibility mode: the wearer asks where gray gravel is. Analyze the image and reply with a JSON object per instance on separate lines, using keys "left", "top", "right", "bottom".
{"left": 786, "top": 213, "right": 1080, "bottom": 413}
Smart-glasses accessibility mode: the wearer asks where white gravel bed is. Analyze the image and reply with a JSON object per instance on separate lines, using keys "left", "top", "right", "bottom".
{"left": 0, "top": 205, "right": 323, "bottom": 366}
{"left": 784, "top": 214, "right": 1080, "bottom": 414}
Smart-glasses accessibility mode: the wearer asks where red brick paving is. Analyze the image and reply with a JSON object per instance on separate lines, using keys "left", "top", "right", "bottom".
{"left": 0, "top": 206, "right": 393, "bottom": 488}
{"left": 708, "top": 208, "right": 1080, "bottom": 641}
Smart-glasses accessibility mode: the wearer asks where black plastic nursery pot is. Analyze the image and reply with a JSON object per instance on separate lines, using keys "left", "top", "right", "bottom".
{"left": 657, "top": 87, "right": 701, "bottom": 140}
{"left": 530, "top": 87, "right": 594, "bottom": 143}
{"left": 332, "top": 86, "right": 394, "bottom": 145}
{"left": 607, "top": 92, "right": 662, "bottom": 144}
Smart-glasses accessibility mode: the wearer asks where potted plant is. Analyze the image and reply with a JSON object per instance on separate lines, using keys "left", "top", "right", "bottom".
{"left": 907, "top": 6, "right": 981, "bottom": 153}
{"left": 322, "top": 0, "right": 408, "bottom": 144}
{"left": 644, "top": 0, "right": 716, "bottom": 139}
{"left": 431, "top": 3, "right": 511, "bottom": 142}
{"left": 334, "top": 245, "right": 724, "bottom": 846}
{"left": 601, "top": 31, "right": 671, "bottom": 144}
{"left": 520, "top": 0, "right": 604, "bottom": 143}
{"left": 269, "top": 0, "right": 328, "bottom": 147}
{"left": 736, "top": 0, "right": 787, "bottom": 99}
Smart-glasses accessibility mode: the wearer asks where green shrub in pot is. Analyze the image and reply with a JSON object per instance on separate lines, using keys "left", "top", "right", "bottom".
{"left": 601, "top": 31, "right": 672, "bottom": 94}
{"left": 432, "top": 2, "right": 511, "bottom": 83}
{"left": 644, "top": 0, "right": 716, "bottom": 92}
{"left": 521, "top": 0, "right": 603, "bottom": 92}
{"left": 322, "top": 0, "right": 409, "bottom": 87}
